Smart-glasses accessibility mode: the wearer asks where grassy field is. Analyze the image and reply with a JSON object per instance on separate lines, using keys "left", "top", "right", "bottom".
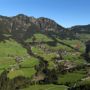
{"left": 8, "top": 57, "right": 39, "bottom": 79}
{"left": 21, "top": 84, "right": 68, "bottom": 90}
{"left": 57, "top": 70, "right": 86, "bottom": 85}
{"left": 0, "top": 34, "right": 87, "bottom": 77}
{"left": 0, "top": 33, "right": 89, "bottom": 90}
{"left": 26, "top": 33, "right": 53, "bottom": 42}
{"left": 0, "top": 39, "right": 39, "bottom": 79}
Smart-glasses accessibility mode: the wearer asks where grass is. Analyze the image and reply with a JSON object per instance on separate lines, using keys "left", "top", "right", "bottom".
{"left": 0, "top": 39, "right": 28, "bottom": 70}
{"left": 80, "top": 33, "right": 90, "bottom": 41}
{"left": 8, "top": 57, "right": 39, "bottom": 79}
{"left": 8, "top": 68, "right": 36, "bottom": 79}
{"left": 20, "top": 57, "right": 39, "bottom": 68}
{"left": 56, "top": 38, "right": 85, "bottom": 52}
{"left": 32, "top": 46, "right": 56, "bottom": 61}
{"left": 57, "top": 70, "right": 86, "bottom": 86}
{"left": 26, "top": 33, "right": 53, "bottom": 42}
{"left": 0, "top": 39, "right": 39, "bottom": 79}
{"left": 0, "top": 57, "right": 15, "bottom": 69}
{"left": 21, "top": 84, "right": 68, "bottom": 90}
{"left": 0, "top": 39, "right": 27, "bottom": 57}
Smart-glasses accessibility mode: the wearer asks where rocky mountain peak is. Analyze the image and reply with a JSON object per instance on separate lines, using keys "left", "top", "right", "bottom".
{"left": 0, "top": 14, "right": 65, "bottom": 39}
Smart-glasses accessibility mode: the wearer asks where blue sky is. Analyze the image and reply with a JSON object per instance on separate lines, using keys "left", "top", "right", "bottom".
{"left": 0, "top": 0, "right": 90, "bottom": 27}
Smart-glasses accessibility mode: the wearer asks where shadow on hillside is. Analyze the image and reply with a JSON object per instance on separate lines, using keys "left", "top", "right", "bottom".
{"left": 0, "top": 30, "right": 81, "bottom": 53}
{"left": 11, "top": 31, "right": 81, "bottom": 62}
{"left": 21, "top": 30, "right": 80, "bottom": 51}
{"left": 43, "top": 31, "right": 80, "bottom": 52}
{"left": 81, "top": 53, "right": 90, "bottom": 63}
{"left": 47, "top": 33, "right": 80, "bottom": 52}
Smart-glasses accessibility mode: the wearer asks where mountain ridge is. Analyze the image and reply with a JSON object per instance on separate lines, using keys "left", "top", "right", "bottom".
{"left": 0, "top": 14, "right": 90, "bottom": 40}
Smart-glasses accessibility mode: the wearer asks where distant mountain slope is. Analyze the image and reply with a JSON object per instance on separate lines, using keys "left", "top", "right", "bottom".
{"left": 70, "top": 24, "right": 90, "bottom": 33}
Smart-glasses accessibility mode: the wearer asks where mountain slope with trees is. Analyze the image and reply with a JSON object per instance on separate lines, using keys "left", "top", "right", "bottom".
{"left": 0, "top": 14, "right": 90, "bottom": 90}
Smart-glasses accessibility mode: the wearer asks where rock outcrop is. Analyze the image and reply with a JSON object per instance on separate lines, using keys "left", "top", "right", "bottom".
{"left": 0, "top": 14, "right": 64, "bottom": 40}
